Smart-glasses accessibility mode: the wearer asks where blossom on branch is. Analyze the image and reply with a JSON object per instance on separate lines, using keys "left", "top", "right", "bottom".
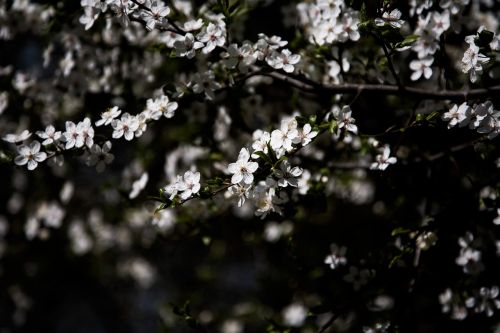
{"left": 370, "top": 145, "right": 397, "bottom": 171}
{"left": 228, "top": 148, "right": 259, "bottom": 185}
{"left": 14, "top": 141, "right": 47, "bottom": 170}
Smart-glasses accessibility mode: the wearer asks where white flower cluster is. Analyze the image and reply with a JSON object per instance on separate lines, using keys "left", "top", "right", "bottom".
{"left": 25, "top": 201, "right": 65, "bottom": 240}
{"left": 461, "top": 29, "right": 493, "bottom": 83}
{"left": 443, "top": 100, "right": 500, "bottom": 139}
{"left": 221, "top": 116, "right": 318, "bottom": 218}
{"left": 331, "top": 105, "right": 358, "bottom": 138}
{"left": 225, "top": 149, "right": 301, "bottom": 219}
{"left": 80, "top": 0, "right": 171, "bottom": 31}
{"left": 440, "top": 285, "right": 500, "bottom": 320}
{"left": 172, "top": 20, "right": 226, "bottom": 57}
{"left": 164, "top": 170, "right": 201, "bottom": 201}
{"left": 409, "top": 9, "right": 451, "bottom": 81}
{"left": 268, "top": 116, "right": 317, "bottom": 158}
{"left": 455, "top": 231, "right": 483, "bottom": 275}
{"left": 296, "top": 0, "right": 360, "bottom": 46}
{"left": 222, "top": 34, "right": 302, "bottom": 73}
{"left": 8, "top": 93, "right": 178, "bottom": 172}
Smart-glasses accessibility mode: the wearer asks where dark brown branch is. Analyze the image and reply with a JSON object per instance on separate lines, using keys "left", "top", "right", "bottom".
{"left": 250, "top": 70, "right": 500, "bottom": 102}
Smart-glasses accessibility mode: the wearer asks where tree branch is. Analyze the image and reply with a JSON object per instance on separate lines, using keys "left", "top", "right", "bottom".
{"left": 250, "top": 70, "right": 500, "bottom": 102}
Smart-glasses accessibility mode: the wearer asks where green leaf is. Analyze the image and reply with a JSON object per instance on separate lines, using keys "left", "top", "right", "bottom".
{"left": 198, "top": 186, "right": 212, "bottom": 199}
{"left": 154, "top": 203, "right": 167, "bottom": 214}
{"left": 394, "top": 34, "right": 420, "bottom": 49}
{"left": 253, "top": 151, "right": 274, "bottom": 166}
{"left": 391, "top": 227, "right": 411, "bottom": 236}
{"left": 206, "top": 177, "right": 225, "bottom": 186}
{"left": 426, "top": 111, "right": 441, "bottom": 121}
{"left": 329, "top": 120, "right": 338, "bottom": 134}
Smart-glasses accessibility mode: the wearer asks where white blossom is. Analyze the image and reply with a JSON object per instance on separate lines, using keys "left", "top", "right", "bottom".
{"left": 293, "top": 123, "right": 318, "bottom": 146}
{"left": 251, "top": 130, "right": 271, "bottom": 158}
{"left": 95, "top": 106, "right": 121, "bottom": 127}
{"left": 456, "top": 231, "right": 484, "bottom": 274}
{"left": 409, "top": 57, "right": 433, "bottom": 81}
{"left": 198, "top": 23, "right": 226, "bottom": 54}
{"left": 375, "top": 9, "right": 404, "bottom": 28}
{"left": 461, "top": 41, "right": 489, "bottom": 83}
{"left": 334, "top": 105, "right": 358, "bottom": 134}
{"left": 129, "top": 172, "right": 149, "bottom": 199}
{"left": 370, "top": 145, "right": 397, "bottom": 171}
{"left": 274, "top": 160, "right": 303, "bottom": 187}
{"left": 174, "top": 33, "right": 204, "bottom": 59}
{"left": 177, "top": 170, "right": 201, "bottom": 200}
{"left": 36, "top": 125, "right": 61, "bottom": 145}
{"left": 191, "top": 71, "right": 221, "bottom": 100}
{"left": 226, "top": 183, "right": 251, "bottom": 207}
{"left": 228, "top": 148, "right": 259, "bottom": 185}
{"left": 62, "top": 121, "right": 82, "bottom": 149}
{"left": 270, "top": 118, "right": 299, "bottom": 153}
{"left": 324, "top": 243, "right": 347, "bottom": 269}
{"left": 442, "top": 102, "right": 469, "bottom": 128}
{"left": 266, "top": 49, "right": 301, "bottom": 73}
{"left": 141, "top": 1, "right": 170, "bottom": 31}
{"left": 221, "top": 43, "right": 257, "bottom": 72}
{"left": 2, "top": 129, "right": 32, "bottom": 143}
{"left": 77, "top": 117, "right": 94, "bottom": 148}
{"left": 164, "top": 170, "right": 201, "bottom": 200}
{"left": 14, "top": 141, "right": 47, "bottom": 170}
{"left": 146, "top": 95, "right": 178, "bottom": 119}
{"left": 112, "top": 113, "right": 139, "bottom": 141}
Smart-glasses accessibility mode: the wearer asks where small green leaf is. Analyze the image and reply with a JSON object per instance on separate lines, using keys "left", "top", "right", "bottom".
{"left": 254, "top": 151, "right": 274, "bottom": 165}
{"left": 198, "top": 186, "right": 212, "bottom": 199}
{"left": 394, "top": 34, "right": 420, "bottom": 49}
{"left": 391, "top": 227, "right": 411, "bottom": 236}
{"left": 329, "top": 120, "right": 338, "bottom": 134}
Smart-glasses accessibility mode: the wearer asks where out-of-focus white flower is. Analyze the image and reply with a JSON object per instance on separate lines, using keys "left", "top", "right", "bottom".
{"left": 2, "top": 129, "right": 31, "bottom": 143}
{"left": 282, "top": 303, "right": 308, "bottom": 327}
{"left": 324, "top": 243, "right": 347, "bottom": 269}
{"left": 409, "top": 57, "right": 434, "bottom": 81}
{"left": 0, "top": 91, "right": 8, "bottom": 114}
{"left": 87, "top": 141, "right": 114, "bottom": 172}
{"left": 129, "top": 172, "right": 149, "bottom": 199}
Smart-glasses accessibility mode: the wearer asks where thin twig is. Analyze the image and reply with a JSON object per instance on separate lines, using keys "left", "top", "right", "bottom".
{"left": 317, "top": 312, "right": 340, "bottom": 333}
{"left": 372, "top": 32, "right": 403, "bottom": 88}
